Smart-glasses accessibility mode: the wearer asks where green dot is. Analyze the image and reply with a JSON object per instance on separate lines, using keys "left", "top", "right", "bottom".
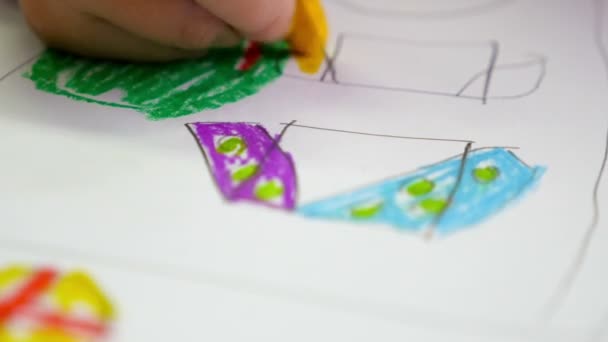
{"left": 216, "top": 137, "right": 246, "bottom": 155}
{"left": 473, "top": 166, "right": 500, "bottom": 184}
{"left": 420, "top": 198, "right": 447, "bottom": 215}
{"left": 406, "top": 179, "right": 435, "bottom": 197}
{"left": 351, "top": 201, "right": 384, "bottom": 219}
{"left": 255, "top": 180, "right": 284, "bottom": 201}
{"left": 231, "top": 164, "right": 259, "bottom": 182}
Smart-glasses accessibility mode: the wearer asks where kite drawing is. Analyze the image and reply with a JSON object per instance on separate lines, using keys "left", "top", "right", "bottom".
{"left": 187, "top": 122, "right": 298, "bottom": 210}
{"left": 187, "top": 122, "right": 545, "bottom": 235}
{"left": 299, "top": 146, "right": 545, "bottom": 235}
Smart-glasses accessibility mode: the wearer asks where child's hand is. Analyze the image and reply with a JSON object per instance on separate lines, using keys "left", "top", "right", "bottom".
{"left": 19, "top": 0, "right": 295, "bottom": 61}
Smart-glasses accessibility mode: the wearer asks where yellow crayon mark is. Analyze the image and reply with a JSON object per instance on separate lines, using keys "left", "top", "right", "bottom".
{"left": 29, "top": 329, "right": 78, "bottom": 342}
{"left": 287, "top": 0, "right": 328, "bottom": 74}
{"left": 0, "top": 328, "right": 77, "bottom": 342}
{"left": 50, "top": 271, "right": 115, "bottom": 321}
{"left": 0, "top": 265, "right": 32, "bottom": 291}
{"left": 0, "top": 328, "right": 16, "bottom": 342}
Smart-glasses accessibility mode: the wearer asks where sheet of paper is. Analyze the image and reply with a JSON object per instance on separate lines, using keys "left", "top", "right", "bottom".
{"left": 1, "top": 0, "right": 607, "bottom": 341}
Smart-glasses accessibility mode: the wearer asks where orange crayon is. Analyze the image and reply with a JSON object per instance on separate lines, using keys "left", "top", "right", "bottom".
{"left": 286, "top": 0, "right": 329, "bottom": 74}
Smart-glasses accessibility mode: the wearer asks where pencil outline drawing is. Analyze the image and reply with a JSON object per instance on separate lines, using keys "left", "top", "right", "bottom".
{"left": 282, "top": 33, "right": 547, "bottom": 104}
{"left": 540, "top": 0, "right": 608, "bottom": 321}
{"left": 325, "top": 0, "right": 516, "bottom": 19}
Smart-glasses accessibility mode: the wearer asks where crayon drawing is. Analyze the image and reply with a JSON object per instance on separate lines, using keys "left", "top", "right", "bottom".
{"left": 187, "top": 122, "right": 298, "bottom": 210}
{"left": 299, "top": 147, "right": 545, "bottom": 235}
{"left": 25, "top": 42, "right": 290, "bottom": 120}
{"left": 0, "top": 265, "right": 114, "bottom": 342}
{"left": 187, "top": 122, "right": 545, "bottom": 235}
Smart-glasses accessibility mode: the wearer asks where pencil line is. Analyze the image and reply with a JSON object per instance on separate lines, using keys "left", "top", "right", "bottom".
{"left": 506, "top": 150, "right": 531, "bottom": 168}
{"left": 456, "top": 55, "right": 547, "bottom": 97}
{"left": 325, "top": 0, "right": 515, "bottom": 20}
{"left": 276, "top": 120, "right": 297, "bottom": 142}
{"left": 297, "top": 145, "right": 520, "bottom": 207}
{"left": 185, "top": 124, "right": 226, "bottom": 201}
{"left": 284, "top": 33, "right": 544, "bottom": 102}
{"left": 482, "top": 41, "right": 500, "bottom": 104}
{"left": 338, "top": 81, "right": 482, "bottom": 99}
{"left": 323, "top": 42, "right": 340, "bottom": 83}
{"left": 284, "top": 73, "right": 533, "bottom": 102}
{"left": 278, "top": 123, "right": 475, "bottom": 143}
{"left": 486, "top": 57, "right": 547, "bottom": 100}
{"left": 541, "top": 0, "right": 608, "bottom": 320}
{"left": 320, "top": 33, "right": 344, "bottom": 83}
{"left": 0, "top": 51, "right": 42, "bottom": 82}
{"left": 337, "top": 32, "right": 495, "bottom": 48}
{"left": 425, "top": 142, "right": 473, "bottom": 239}
{"left": 542, "top": 125, "right": 608, "bottom": 318}
{"left": 322, "top": 48, "right": 338, "bottom": 83}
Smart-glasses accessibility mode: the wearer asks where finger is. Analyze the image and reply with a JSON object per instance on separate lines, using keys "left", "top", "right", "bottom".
{"left": 193, "top": 0, "right": 296, "bottom": 42}
{"left": 21, "top": 0, "right": 206, "bottom": 61}
{"left": 63, "top": 0, "right": 242, "bottom": 50}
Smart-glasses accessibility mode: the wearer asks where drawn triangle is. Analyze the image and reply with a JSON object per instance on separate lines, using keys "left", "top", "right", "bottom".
{"left": 298, "top": 148, "right": 544, "bottom": 234}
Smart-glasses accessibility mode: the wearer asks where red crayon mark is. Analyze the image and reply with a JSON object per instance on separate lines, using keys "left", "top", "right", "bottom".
{"left": 0, "top": 268, "right": 57, "bottom": 322}
{"left": 0, "top": 267, "right": 108, "bottom": 339}
{"left": 238, "top": 42, "right": 262, "bottom": 71}
{"left": 19, "top": 307, "right": 108, "bottom": 337}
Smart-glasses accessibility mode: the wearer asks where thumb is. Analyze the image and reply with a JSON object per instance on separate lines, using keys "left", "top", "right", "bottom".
{"left": 194, "top": 0, "right": 296, "bottom": 42}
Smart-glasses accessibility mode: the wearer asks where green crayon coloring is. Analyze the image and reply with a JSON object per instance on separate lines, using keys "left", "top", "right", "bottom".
{"left": 25, "top": 43, "right": 290, "bottom": 120}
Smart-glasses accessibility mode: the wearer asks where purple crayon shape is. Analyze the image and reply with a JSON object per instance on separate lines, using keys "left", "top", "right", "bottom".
{"left": 187, "top": 122, "right": 297, "bottom": 210}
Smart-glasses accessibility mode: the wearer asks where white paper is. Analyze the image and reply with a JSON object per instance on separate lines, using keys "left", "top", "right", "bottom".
{"left": 1, "top": 0, "right": 607, "bottom": 341}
